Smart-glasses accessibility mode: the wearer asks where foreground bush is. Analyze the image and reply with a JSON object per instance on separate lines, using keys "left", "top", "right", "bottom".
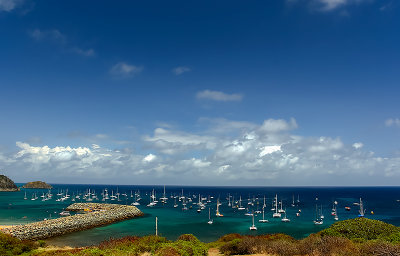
{"left": 0, "top": 232, "right": 38, "bottom": 255}
{"left": 320, "top": 217, "right": 400, "bottom": 241}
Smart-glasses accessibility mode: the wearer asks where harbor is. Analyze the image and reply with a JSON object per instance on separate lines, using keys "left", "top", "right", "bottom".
{"left": 1, "top": 185, "right": 400, "bottom": 246}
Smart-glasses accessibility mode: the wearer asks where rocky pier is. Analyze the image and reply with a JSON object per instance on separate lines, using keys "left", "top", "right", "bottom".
{"left": 1, "top": 203, "right": 143, "bottom": 240}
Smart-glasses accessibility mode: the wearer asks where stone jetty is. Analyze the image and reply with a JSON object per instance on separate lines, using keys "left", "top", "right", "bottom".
{"left": 1, "top": 203, "right": 143, "bottom": 240}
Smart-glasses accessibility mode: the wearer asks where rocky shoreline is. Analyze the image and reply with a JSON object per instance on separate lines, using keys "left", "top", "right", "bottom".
{"left": 1, "top": 203, "right": 143, "bottom": 240}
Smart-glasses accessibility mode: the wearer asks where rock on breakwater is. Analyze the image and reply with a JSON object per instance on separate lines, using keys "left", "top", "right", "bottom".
{"left": 1, "top": 203, "right": 143, "bottom": 240}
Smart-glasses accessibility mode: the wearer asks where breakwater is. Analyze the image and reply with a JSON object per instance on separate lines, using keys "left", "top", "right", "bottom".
{"left": 1, "top": 203, "right": 143, "bottom": 240}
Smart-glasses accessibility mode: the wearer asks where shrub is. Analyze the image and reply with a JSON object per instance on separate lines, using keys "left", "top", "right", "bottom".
{"left": 217, "top": 233, "right": 242, "bottom": 243}
{"left": 177, "top": 234, "right": 200, "bottom": 243}
{"left": 37, "top": 240, "right": 46, "bottom": 247}
{"left": 266, "top": 239, "right": 299, "bottom": 256}
{"left": 360, "top": 240, "right": 400, "bottom": 256}
{"left": 155, "top": 245, "right": 181, "bottom": 256}
{"left": 154, "top": 239, "right": 207, "bottom": 256}
{"left": 219, "top": 238, "right": 243, "bottom": 255}
{"left": 0, "top": 232, "right": 38, "bottom": 255}
{"left": 320, "top": 218, "right": 400, "bottom": 241}
{"left": 98, "top": 236, "right": 139, "bottom": 250}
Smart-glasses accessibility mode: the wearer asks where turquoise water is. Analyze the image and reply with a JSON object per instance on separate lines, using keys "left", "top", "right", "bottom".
{"left": 1, "top": 185, "right": 400, "bottom": 247}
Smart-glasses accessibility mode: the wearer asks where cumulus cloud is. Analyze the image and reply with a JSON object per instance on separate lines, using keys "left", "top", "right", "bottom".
{"left": 259, "top": 118, "right": 298, "bottom": 133}
{"left": 0, "top": 0, "right": 23, "bottom": 12}
{"left": 1, "top": 118, "right": 400, "bottom": 185}
{"left": 143, "top": 154, "right": 156, "bottom": 163}
{"left": 172, "top": 66, "right": 191, "bottom": 75}
{"left": 110, "top": 62, "right": 143, "bottom": 78}
{"left": 196, "top": 90, "right": 243, "bottom": 102}
{"left": 385, "top": 118, "right": 400, "bottom": 127}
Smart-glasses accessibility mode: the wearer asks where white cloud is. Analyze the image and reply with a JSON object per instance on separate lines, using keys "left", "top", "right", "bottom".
{"left": 28, "top": 29, "right": 96, "bottom": 57}
{"left": 316, "top": 0, "right": 348, "bottom": 11}
{"left": 172, "top": 66, "right": 191, "bottom": 75}
{"left": 0, "top": 0, "right": 23, "bottom": 12}
{"left": 2, "top": 117, "right": 400, "bottom": 185}
{"left": 110, "top": 62, "right": 143, "bottom": 78}
{"left": 259, "top": 145, "right": 282, "bottom": 157}
{"left": 143, "top": 154, "right": 156, "bottom": 163}
{"left": 288, "top": 0, "right": 373, "bottom": 12}
{"left": 72, "top": 48, "right": 95, "bottom": 57}
{"left": 196, "top": 90, "right": 243, "bottom": 102}
{"left": 29, "top": 29, "right": 66, "bottom": 43}
{"left": 385, "top": 118, "right": 400, "bottom": 127}
{"left": 259, "top": 118, "right": 298, "bottom": 133}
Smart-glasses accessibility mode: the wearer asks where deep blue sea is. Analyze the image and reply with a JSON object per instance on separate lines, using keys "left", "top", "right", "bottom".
{"left": 1, "top": 184, "right": 400, "bottom": 247}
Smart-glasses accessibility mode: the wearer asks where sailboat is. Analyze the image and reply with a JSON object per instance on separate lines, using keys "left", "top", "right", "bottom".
{"left": 320, "top": 205, "right": 324, "bottom": 219}
{"left": 358, "top": 198, "right": 366, "bottom": 217}
{"left": 278, "top": 200, "right": 285, "bottom": 213}
{"left": 291, "top": 195, "right": 295, "bottom": 207}
{"left": 272, "top": 194, "right": 281, "bottom": 218}
{"left": 281, "top": 208, "right": 290, "bottom": 222}
{"left": 160, "top": 185, "right": 168, "bottom": 202}
{"left": 24, "top": 191, "right": 27, "bottom": 200}
{"left": 238, "top": 196, "right": 245, "bottom": 210}
{"left": 207, "top": 208, "right": 213, "bottom": 224}
{"left": 259, "top": 207, "right": 268, "bottom": 223}
{"left": 313, "top": 204, "right": 323, "bottom": 225}
{"left": 331, "top": 201, "right": 337, "bottom": 216}
{"left": 216, "top": 199, "right": 223, "bottom": 217}
{"left": 249, "top": 211, "right": 257, "bottom": 230}
{"left": 131, "top": 192, "right": 140, "bottom": 206}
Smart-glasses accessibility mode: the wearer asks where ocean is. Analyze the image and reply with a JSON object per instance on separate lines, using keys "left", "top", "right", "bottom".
{"left": 1, "top": 184, "right": 400, "bottom": 247}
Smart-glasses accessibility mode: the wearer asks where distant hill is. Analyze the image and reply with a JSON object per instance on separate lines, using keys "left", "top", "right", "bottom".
{"left": 22, "top": 181, "right": 53, "bottom": 189}
{"left": 0, "top": 175, "right": 19, "bottom": 191}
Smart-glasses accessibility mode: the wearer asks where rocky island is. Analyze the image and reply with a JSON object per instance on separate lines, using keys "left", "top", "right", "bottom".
{"left": 0, "top": 174, "right": 19, "bottom": 191}
{"left": 22, "top": 181, "right": 53, "bottom": 189}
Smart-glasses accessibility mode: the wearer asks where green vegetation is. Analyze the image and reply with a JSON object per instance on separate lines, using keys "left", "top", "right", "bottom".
{"left": 0, "top": 232, "right": 38, "bottom": 255}
{"left": 1, "top": 218, "right": 400, "bottom": 255}
{"left": 320, "top": 217, "right": 400, "bottom": 241}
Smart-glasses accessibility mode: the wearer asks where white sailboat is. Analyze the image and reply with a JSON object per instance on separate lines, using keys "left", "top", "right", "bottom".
{"left": 313, "top": 204, "right": 323, "bottom": 225}
{"left": 358, "top": 198, "right": 366, "bottom": 217}
{"left": 24, "top": 191, "right": 27, "bottom": 200}
{"left": 259, "top": 207, "right": 268, "bottom": 223}
{"left": 278, "top": 200, "right": 285, "bottom": 213}
{"left": 263, "top": 195, "right": 266, "bottom": 208}
{"left": 281, "top": 208, "right": 290, "bottom": 222}
{"left": 238, "top": 196, "right": 245, "bottom": 210}
{"left": 160, "top": 185, "right": 168, "bottom": 202}
{"left": 272, "top": 194, "right": 281, "bottom": 218}
{"left": 216, "top": 199, "right": 223, "bottom": 217}
{"left": 207, "top": 208, "right": 213, "bottom": 224}
{"left": 249, "top": 211, "right": 257, "bottom": 230}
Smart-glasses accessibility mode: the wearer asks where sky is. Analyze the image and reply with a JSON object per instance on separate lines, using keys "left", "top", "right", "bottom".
{"left": 0, "top": 0, "right": 399, "bottom": 186}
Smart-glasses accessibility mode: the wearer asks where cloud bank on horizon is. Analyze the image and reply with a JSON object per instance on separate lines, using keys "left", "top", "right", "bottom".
{"left": 1, "top": 117, "right": 399, "bottom": 186}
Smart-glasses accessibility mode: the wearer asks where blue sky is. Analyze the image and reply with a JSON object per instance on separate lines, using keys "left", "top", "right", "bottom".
{"left": 0, "top": 0, "right": 399, "bottom": 185}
